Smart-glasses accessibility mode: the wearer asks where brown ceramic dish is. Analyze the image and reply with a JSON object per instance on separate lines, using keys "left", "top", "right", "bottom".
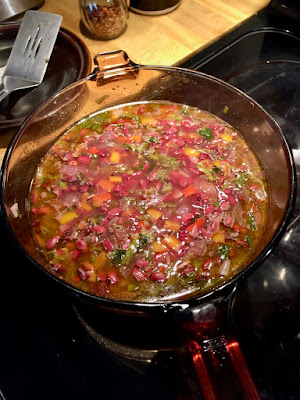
{"left": 0, "top": 22, "right": 92, "bottom": 132}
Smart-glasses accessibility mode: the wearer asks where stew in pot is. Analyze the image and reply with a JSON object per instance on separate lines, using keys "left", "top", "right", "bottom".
{"left": 29, "top": 102, "right": 268, "bottom": 302}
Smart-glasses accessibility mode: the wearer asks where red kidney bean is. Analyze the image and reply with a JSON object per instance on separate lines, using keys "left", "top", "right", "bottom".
{"left": 78, "top": 155, "right": 91, "bottom": 164}
{"left": 122, "top": 124, "right": 130, "bottom": 134}
{"left": 46, "top": 236, "right": 59, "bottom": 250}
{"left": 107, "top": 272, "right": 118, "bottom": 284}
{"left": 72, "top": 249, "right": 80, "bottom": 261}
{"left": 228, "top": 194, "right": 237, "bottom": 206}
{"left": 181, "top": 265, "right": 195, "bottom": 275}
{"left": 177, "top": 137, "right": 186, "bottom": 147}
{"left": 143, "top": 162, "right": 150, "bottom": 171}
{"left": 199, "top": 152, "right": 210, "bottom": 160}
{"left": 181, "top": 120, "right": 192, "bottom": 132}
{"left": 51, "top": 263, "right": 64, "bottom": 272}
{"left": 78, "top": 267, "right": 88, "bottom": 281}
{"left": 100, "top": 205, "right": 109, "bottom": 216}
{"left": 70, "top": 184, "right": 79, "bottom": 192}
{"left": 93, "top": 225, "right": 107, "bottom": 234}
{"left": 86, "top": 180, "right": 95, "bottom": 187}
{"left": 186, "top": 137, "right": 196, "bottom": 146}
{"left": 98, "top": 150, "right": 108, "bottom": 157}
{"left": 194, "top": 137, "right": 203, "bottom": 145}
{"left": 79, "top": 185, "right": 88, "bottom": 193}
{"left": 97, "top": 272, "right": 107, "bottom": 282}
{"left": 188, "top": 166, "right": 202, "bottom": 176}
{"left": 178, "top": 245, "right": 189, "bottom": 257}
{"left": 66, "top": 154, "right": 74, "bottom": 162}
{"left": 85, "top": 221, "right": 94, "bottom": 234}
{"left": 204, "top": 205, "right": 216, "bottom": 216}
{"left": 177, "top": 176, "right": 189, "bottom": 188}
{"left": 219, "top": 201, "right": 230, "bottom": 211}
{"left": 132, "top": 267, "right": 147, "bottom": 281}
{"left": 31, "top": 191, "right": 39, "bottom": 203}
{"left": 187, "top": 176, "right": 194, "bottom": 186}
{"left": 139, "top": 179, "right": 147, "bottom": 189}
{"left": 209, "top": 219, "right": 220, "bottom": 233}
{"left": 181, "top": 213, "right": 195, "bottom": 225}
{"left": 223, "top": 215, "right": 234, "bottom": 227}
{"left": 166, "top": 126, "right": 178, "bottom": 135}
{"left": 203, "top": 258, "right": 213, "bottom": 270}
{"left": 76, "top": 239, "right": 87, "bottom": 251}
{"left": 103, "top": 240, "right": 113, "bottom": 252}
{"left": 107, "top": 207, "right": 121, "bottom": 220}
{"left": 151, "top": 272, "right": 167, "bottom": 282}
{"left": 167, "top": 119, "right": 177, "bottom": 127}
{"left": 136, "top": 260, "right": 150, "bottom": 268}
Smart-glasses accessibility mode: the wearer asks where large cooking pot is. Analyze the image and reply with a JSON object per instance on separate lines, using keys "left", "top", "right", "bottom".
{"left": 0, "top": 50, "right": 296, "bottom": 399}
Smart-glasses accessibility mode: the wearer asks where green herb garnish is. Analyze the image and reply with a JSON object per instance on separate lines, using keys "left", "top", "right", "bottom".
{"left": 245, "top": 233, "right": 252, "bottom": 248}
{"left": 59, "top": 181, "right": 67, "bottom": 189}
{"left": 217, "top": 244, "right": 231, "bottom": 260}
{"left": 197, "top": 127, "right": 214, "bottom": 139}
{"left": 109, "top": 249, "right": 127, "bottom": 265}
{"left": 235, "top": 173, "right": 249, "bottom": 188}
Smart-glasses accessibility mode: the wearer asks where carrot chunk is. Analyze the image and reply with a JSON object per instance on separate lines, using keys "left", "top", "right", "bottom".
{"left": 164, "top": 220, "right": 181, "bottom": 232}
{"left": 163, "top": 235, "right": 181, "bottom": 251}
{"left": 110, "top": 151, "right": 120, "bottom": 163}
{"left": 148, "top": 208, "right": 162, "bottom": 220}
{"left": 186, "top": 217, "right": 205, "bottom": 233}
{"left": 88, "top": 146, "right": 99, "bottom": 154}
{"left": 92, "top": 192, "right": 112, "bottom": 207}
{"left": 182, "top": 185, "right": 198, "bottom": 197}
{"left": 98, "top": 179, "right": 115, "bottom": 192}
{"left": 59, "top": 211, "right": 79, "bottom": 225}
{"left": 152, "top": 241, "right": 168, "bottom": 252}
{"left": 212, "top": 232, "right": 225, "bottom": 243}
{"left": 184, "top": 148, "right": 200, "bottom": 157}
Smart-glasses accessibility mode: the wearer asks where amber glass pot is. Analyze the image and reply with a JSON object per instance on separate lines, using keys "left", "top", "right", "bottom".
{"left": 0, "top": 51, "right": 296, "bottom": 399}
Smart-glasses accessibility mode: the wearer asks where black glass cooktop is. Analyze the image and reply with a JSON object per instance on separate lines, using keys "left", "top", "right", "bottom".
{"left": 0, "top": 1, "right": 299, "bottom": 399}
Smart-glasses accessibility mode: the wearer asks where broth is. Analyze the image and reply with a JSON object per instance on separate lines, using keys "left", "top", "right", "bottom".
{"left": 29, "top": 102, "right": 268, "bottom": 302}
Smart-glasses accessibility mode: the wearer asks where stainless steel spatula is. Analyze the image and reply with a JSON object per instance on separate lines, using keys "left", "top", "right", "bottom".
{"left": 0, "top": 10, "right": 62, "bottom": 103}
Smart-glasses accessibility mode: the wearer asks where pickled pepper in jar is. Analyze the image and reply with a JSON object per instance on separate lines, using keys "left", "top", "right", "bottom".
{"left": 80, "top": 0, "right": 127, "bottom": 40}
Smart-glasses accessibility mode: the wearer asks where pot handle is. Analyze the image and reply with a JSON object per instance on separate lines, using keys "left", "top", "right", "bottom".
{"left": 186, "top": 331, "right": 261, "bottom": 400}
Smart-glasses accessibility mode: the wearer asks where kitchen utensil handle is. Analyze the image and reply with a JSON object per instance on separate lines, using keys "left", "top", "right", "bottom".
{"left": 187, "top": 334, "right": 261, "bottom": 400}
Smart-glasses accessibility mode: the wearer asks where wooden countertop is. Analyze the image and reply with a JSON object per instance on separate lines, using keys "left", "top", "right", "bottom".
{"left": 41, "top": 0, "right": 270, "bottom": 66}
{"left": 0, "top": 0, "right": 270, "bottom": 163}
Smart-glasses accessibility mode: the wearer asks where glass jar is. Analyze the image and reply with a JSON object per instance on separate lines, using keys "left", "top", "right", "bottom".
{"left": 79, "top": 0, "right": 128, "bottom": 40}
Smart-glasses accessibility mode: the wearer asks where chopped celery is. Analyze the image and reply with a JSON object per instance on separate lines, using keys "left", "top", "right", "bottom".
{"left": 248, "top": 212, "right": 257, "bottom": 231}
{"left": 235, "top": 173, "right": 249, "bottom": 188}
